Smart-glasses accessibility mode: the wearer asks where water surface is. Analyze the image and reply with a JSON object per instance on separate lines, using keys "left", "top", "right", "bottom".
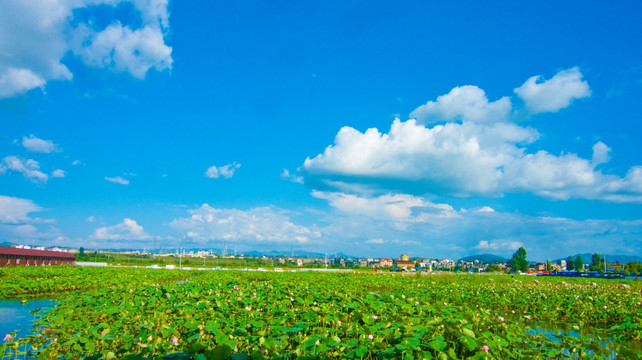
{"left": 0, "top": 299, "right": 55, "bottom": 339}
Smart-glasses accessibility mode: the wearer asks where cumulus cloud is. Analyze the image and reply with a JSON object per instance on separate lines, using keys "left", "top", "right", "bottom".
{"left": 170, "top": 205, "right": 320, "bottom": 244}
{"left": 303, "top": 69, "right": 642, "bottom": 203}
{"left": 410, "top": 85, "right": 511, "bottom": 123}
{"left": 0, "top": 68, "right": 47, "bottom": 98}
{"left": 72, "top": 23, "right": 172, "bottom": 79}
{"left": 514, "top": 67, "right": 591, "bottom": 113}
{"left": 90, "top": 218, "right": 151, "bottom": 241}
{"left": 205, "top": 163, "right": 241, "bottom": 179}
{"left": 304, "top": 119, "right": 536, "bottom": 196}
{"left": 21, "top": 134, "right": 60, "bottom": 153}
{"left": 51, "top": 169, "right": 66, "bottom": 178}
{"left": 0, "top": 0, "right": 172, "bottom": 98}
{"left": 2, "top": 156, "right": 48, "bottom": 183}
{"left": 105, "top": 176, "right": 129, "bottom": 185}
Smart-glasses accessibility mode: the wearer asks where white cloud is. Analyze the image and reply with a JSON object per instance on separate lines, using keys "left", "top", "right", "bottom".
{"left": 304, "top": 118, "right": 538, "bottom": 196}
{"left": 304, "top": 73, "right": 642, "bottom": 202}
{"left": 0, "top": 68, "right": 47, "bottom": 97}
{"left": 365, "top": 238, "right": 386, "bottom": 244}
{"left": 280, "top": 169, "right": 304, "bottom": 184}
{"left": 592, "top": 141, "right": 611, "bottom": 166}
{"left": 0, "top": 195, "right": 65, "bottom": 246}
{"left": 72, "top": 160, "right": 82, "bottom": 166}
{"left": 514, "top": 67, "right": 591, "bottom": 113}
{"left": 313, "top": 195, "right": 642, "bottom": 260}
{"left": 205, "top": 163, "right": 241, "bottom": 179}
{"left": 474, "top": 240, "right": 523, "bottom": 252}
{"left": 0, "top": 0, "right": 172, "bottom": 98}
{"left": 2, "top": 156, "right": 48, "bottom": 183}
{"left": 410, "top": 85, "right": 512, "bottom": 123}
{"left": 86, "top": 216, "right": 96, "bottom": 223}
{"left": 51, "top": 169, "right": 66, "bottom": 178}
{"left": 72, "top": 23, "right": 172, "bottom": 79}
{"left": 170, "top": 205, "right": 320, "bottom": 244}
{"left": 0, "top": 195, "right": 44, "bottom": 224}
{"left": 21, "top": 134, "right": 60, "bottom": 153}
{"left": 311, "top": 191, "right": 456, "bottom": 223}
{"left": 90, "top": 218, "right": 151, "bottom": 241}
{"left": 105, "top": 176, "right": 129, "bottom": 185}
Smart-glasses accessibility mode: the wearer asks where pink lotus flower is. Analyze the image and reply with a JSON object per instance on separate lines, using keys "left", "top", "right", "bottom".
{"left": 368, "top": 334, "right": 374, "bottom": 340}
{"left": 3, "top": 334, "right": 12, "bottom": 342}
{"left": 482, "top": 345, "right": 489, "bottom": 353}
{"left": 337, "top": 320, "right": 342, "bottom": 326}
{"left": 372, "top": 315, "right": 378, "bottom": 320}
{"left": 171, "top": 337, "right": 178, "bottom": 345}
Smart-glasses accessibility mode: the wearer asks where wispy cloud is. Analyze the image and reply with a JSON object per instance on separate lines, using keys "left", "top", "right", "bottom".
{"left": 105, "top": 176, "right": 130, "bottom": 185}
{"left": 2, "top": 156, "right": 48, "bottom": 183}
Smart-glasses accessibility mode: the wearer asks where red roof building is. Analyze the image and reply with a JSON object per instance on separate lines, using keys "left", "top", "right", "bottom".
{"left": 0, "top": 247, "right": 76, "bottom": 267}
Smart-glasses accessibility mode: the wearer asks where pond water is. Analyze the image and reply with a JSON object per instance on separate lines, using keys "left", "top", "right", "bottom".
{"left": 524, "top": 321, "right": 641, "bottom": 359}
{"left": 0, "top": 299, "right": 56, "bottom": 339}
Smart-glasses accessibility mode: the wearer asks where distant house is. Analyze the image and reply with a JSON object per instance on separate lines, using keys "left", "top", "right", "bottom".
{"left": 400, "top": 254, "right": 410, "bottom": 261}
{"left": 0, "top": 247, "right": 76, "bottom": 267}
{"left": 393, "top": 260, "right": 415, "bottom": 271}
{"left": 379, "top": 258, "right": 393, "bottom": 267}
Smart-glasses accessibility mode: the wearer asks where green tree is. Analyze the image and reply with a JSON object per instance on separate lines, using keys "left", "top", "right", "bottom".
{"left": 566, "top": 256, "right": 575, "bottom": 271}
{"left": 79, "top": 247, "right": 85, "bottom": 255}
{"left": 590, "top": 253, "right": 604, "bottom": 271}
{"left": 486, "top": 264, "right": 502, "bottom": 272}
{"left": 575, "top": 255, "right": 583, "bottom": 272}
{"left": 508, "top": 247, "right": 528, "bottom": 272}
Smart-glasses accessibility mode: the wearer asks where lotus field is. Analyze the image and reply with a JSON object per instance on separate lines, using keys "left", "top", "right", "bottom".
{"left": 1, "top": 267, "right": 641, "bottom": 359}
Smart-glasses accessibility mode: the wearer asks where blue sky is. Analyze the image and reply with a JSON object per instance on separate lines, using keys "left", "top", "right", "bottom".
{"left": 1, "top": 1, "right": 641, "bottom": 261}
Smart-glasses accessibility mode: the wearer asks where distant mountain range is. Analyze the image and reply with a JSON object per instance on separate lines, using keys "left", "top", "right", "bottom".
{"left": 458, "top": 254, "right": 508, "bottom": 263}
{"left": 555, "top": 253, "right": 642, "bottom": 264}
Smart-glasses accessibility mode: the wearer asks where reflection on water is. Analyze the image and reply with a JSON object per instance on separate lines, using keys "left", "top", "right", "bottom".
{"left": 525, "top": 321, "right": 641, "bottom": 359}
{"left": 0, "top": 299, "right": 56, "bottom": 339}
